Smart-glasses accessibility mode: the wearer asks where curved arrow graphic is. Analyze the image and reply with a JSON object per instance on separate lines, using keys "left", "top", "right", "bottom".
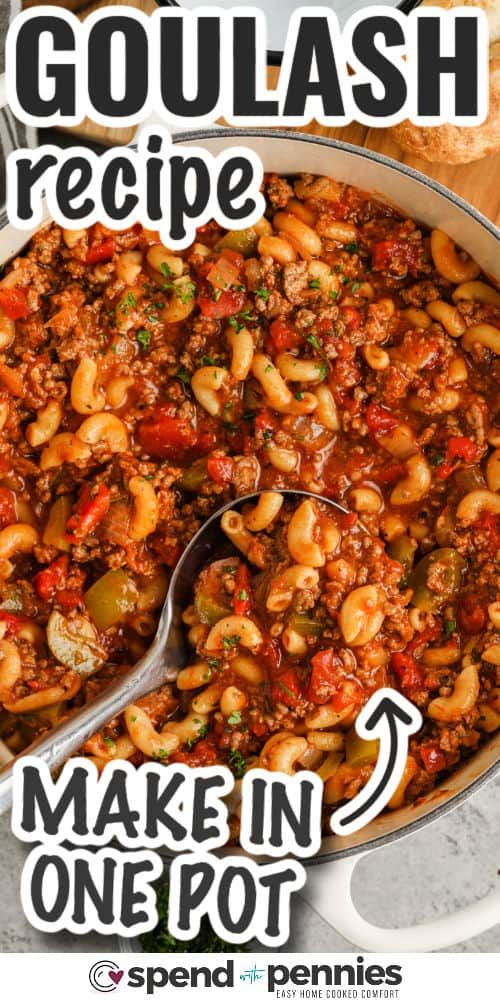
{"left": 330, "top": 689, "right": 422, "bottom": 837}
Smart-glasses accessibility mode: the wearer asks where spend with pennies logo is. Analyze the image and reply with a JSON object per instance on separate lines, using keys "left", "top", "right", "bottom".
{"left": 89, "top": 961, "right": 125, "bottom": 992}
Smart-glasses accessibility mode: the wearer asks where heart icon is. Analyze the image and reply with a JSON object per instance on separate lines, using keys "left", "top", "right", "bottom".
{"left": 109, "top": 970, "right": 124, "bottom": 986}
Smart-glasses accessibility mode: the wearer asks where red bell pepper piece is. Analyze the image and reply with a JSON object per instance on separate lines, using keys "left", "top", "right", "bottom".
{"left": 232, "top": 563, "right": 252, "bottom": 616}
{"left": 65, "top": 483, "right": 111, "bottom": 543}
{"left": 261, "top": 635, "right": 282, "bottom": 676}
{"left": 33, "top": 555, "right": 69, "bottom": 601}
{"left": 365, "top": 401, "right": 400, "bottom": 436}
{"left": 86, "top": 237, "right": 116, "bottom": 265}
{"left": 272, "top": 667, "right": 303, "bottom": 709}
{"left": 207, "top": 456, "right": 234, "bottom": 485}
{"left": 0, "top": 287, "right": 31, "bottom": 320}
{"left": 197, "top": 289, "right": 246, "bottom": 319}
{"left": 307, "top": 647, "right": 344, "bottom": 705}
{"left": 137, "top": 405, "right": 198, "bottom": 460}
{"left": 437, "top": 436, "right": 477, "bottom": 480}
{"left": 420, "top": 742, "right": 447, "bottom": 775}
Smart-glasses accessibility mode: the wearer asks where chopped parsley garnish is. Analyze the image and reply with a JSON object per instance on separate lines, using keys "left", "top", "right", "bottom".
{"left": 329, "top": 290, "right": 338, "bottom": 300}
{"left": 103, "top": 736, "right": 115, "bottom": 748}
{"left": 309, "top": 278, "right": 321, "bottom": 289}
{"left": 153, "top": 748, "right": 169, "bottom": 760}
{"left": 255, "top": 288, "right": 270, "bottom": 301}
{"left": 173, "top": 280, "right": 196, "bottom": 304}
{"left": 262, "top": 428, "right": 273, "bottom": 442}
{"left": 345, "top": 241, "right": 359, "bottom": 253}
{"left": 444, "top": 619, "right": 457, "bottom": 638}
{"left": 207, "top": 656, "right": 222, "bottom": 669}
{"left": 160, "top": 261, "right": 173, "bottom": 280}
{"left": 140, "top": 883, "right": 247, "bottom": 954}
{"left": 306, "top": 334, "right": 321, "bottom": 351}
{"left": 316, "top": 362, "right": 329, "bottom": 381}
{"left": 119, "top": 291, "right": 136, "bottom": 314}
{"left": 429, "top": 452, "right": 445, "bottom": 467}
{"left": 277, "top": 681, "right": 296, "bottom": 700}
{"left": 351, "top": 281, "right": 361, "bottom": 292}
{"left": 200, "top": 354, "right": 218, "bottom": 366}
{"left": 227, "top": 711, "right": 241, "bottom": 726}
{"left": 237, "top": 589, "right": 248, "bottom": 602}
{"left": 228, "top": 749, "right": 247, "bottom": 779}
{"left": 222, "top": 564, "right": 237, "bottom": 574}
{"left": 294, "top": 391, "right": 304, "bottom": 401}
{"left": 136, "top": 329, "right": 151, "bottom": 351}
{"left": 222, "top": 634, "right": 240, "bottom": 649}
{"left": 176, "top": 366, "right": 191, "bottom": 384}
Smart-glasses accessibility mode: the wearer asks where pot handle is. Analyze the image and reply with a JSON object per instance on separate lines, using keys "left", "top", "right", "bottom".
{"left": 301, "top": 853, "right": 500, "bottom": 952}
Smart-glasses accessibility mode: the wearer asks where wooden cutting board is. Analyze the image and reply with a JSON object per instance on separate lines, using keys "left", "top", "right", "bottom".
{"left": 36, "top": 0, "right": 500, "bottom": 226}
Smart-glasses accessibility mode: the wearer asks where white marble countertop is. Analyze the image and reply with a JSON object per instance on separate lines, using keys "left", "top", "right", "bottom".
{"left": 0, "top": 775, "right": 498, "bottom": 954}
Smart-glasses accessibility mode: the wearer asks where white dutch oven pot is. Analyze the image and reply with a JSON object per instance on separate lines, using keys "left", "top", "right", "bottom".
{"left": 0, "top": 124, "right": 498, "bottom": 952}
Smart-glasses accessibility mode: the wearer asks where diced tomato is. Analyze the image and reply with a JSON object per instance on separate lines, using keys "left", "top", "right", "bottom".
{"left": 33, "top": 555, "right": 69, "bottom": 601}
{"left": 171, "top": 737, "right": 218, "bottom": 767}
{"left": 447, "top": 436, "right": 477, "bottom": 462}
{"left": 254, "top": 408, "right": 276, "bottom": 436}
{"left": 65, "top": 483, "right": 111, "bottom": 543}
{"left": 420, "top": 742, "right": 447, "bottom": 775}
{"left": 86, "top": 237, "right": 115, "bottom": 265}
{"left": 365, "top": 401, "right": 399, "bottom": 436}
{"left": 248, "top": 717, "right": 269, "bottom": 739}
{"left": 272, "top": 667, "right": 303, "bottom": 709}
{"left": 56, "top": 589, "right": 84, "bottom": 612}
{"left": 371, "top": 238, "right": 421, "bottom": 275}
{"left": 437, "top": 436, "right": 477, "bottom": 480}
{"left": 458, "top": 595, "right": 487, "bottom": 635}
{"left": 341, "top": 306, "right": 362, "bottom": 330}
{"left": 268, "top": 318, "right": 303, "bottom": 353}
{"left": 137, "top": 405, "right": 198, "bottom": 460}
{"left": 207, "top": 456, "right": 234, "bottom": 485}
{"left": 330, "top": 679, "right": 364, "bottom": 713}
{"left": 391, "top": 651, "right": 423, "bottom": 690}
{"left": 0, "top": 611, "right": 27, "bottom": 635}
{"left": 374, "top": 461, "right": 408, "bottom": 485}
{"left": 0, "top": 486, "right": 16, "bottom": 530}
{"left": 0, "top": 287, "right": 31, "bottom": 320}
{"left": 197, "top": 289, "right": 247, "bottom": 319}
{"left": 232, "top": 563, "right": 252, "bottom": 616}
{"left": 307, "top": 647, "right": 343, "bottom": 705}
{"left": 339, "top": 512, "right": 358, "bottom": 531}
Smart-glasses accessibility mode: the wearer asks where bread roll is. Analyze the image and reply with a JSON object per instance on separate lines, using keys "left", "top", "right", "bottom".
{"left": 389, "top": 1, "right": 500, "bottom": 165}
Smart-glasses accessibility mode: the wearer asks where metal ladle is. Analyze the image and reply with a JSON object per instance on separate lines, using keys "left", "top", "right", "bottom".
{"left": 0, "top": 489, "right": 351, "bottom": 813}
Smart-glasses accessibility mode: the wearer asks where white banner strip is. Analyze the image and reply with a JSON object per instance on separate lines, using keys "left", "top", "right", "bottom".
{"left": 0, "top": 952, "right": 499, "bottom": 998}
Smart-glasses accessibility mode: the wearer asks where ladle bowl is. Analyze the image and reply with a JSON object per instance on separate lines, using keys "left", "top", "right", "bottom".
{"left": 0, "top": 489, "right": 349, "bottom": 813}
